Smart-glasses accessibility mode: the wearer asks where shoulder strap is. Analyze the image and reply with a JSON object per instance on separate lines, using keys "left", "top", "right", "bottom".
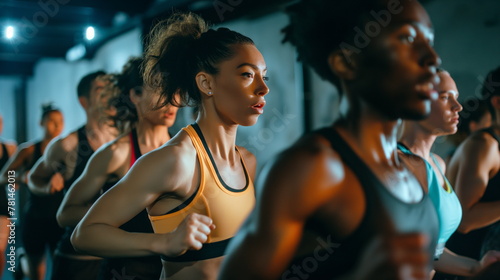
{"left": 316, "top": 127, "right": 398, "bottom": 235}
{"left": 0, "top": 143, "right": 9, "bottom": 157}
{"left": 129, "top": 128, "right": 142, "bottom": 167}
{"left": 317, "top": 128, "right": 383, "bottom": 190}
{"left": 397, "top": 142, "right": 412, "bottom": 155}
{"left": 77, "top": 125, "right": 87, "bottom": 143}
{"left": 34, "top": 141, "right": 42, "bottom": 158}
{"left": 190, "top": 123, "right": 249, "bottom": 193}
{"left": 484, "top": 127, "right": 500, "bottom": 148}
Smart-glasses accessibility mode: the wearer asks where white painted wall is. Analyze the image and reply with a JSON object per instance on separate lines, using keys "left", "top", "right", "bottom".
{"left": 0, "top": 77, "right": 20, "bottom": 142}
{"left": 425, "top": 0, "right": 500, "bottom": 156}
{"left": 25, "top": 28, "right": 143, "bottom": 141}
{"left": 2, "top": 0, "right": 500, "bottom": 161}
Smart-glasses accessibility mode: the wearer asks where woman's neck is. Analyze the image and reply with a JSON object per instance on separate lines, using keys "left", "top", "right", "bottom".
{"left": 135, "top": 119, "right": 170, "bottom": 152}
{"left": 399, "top": 122, "right": 437, "bottom": 161}
{"left": 195, "top": 117, "right": 239, "bottom": 165}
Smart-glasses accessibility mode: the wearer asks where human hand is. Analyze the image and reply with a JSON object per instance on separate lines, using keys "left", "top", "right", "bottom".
{"left": 50, "top": 172, "right": 64, "bottom": 193}
{"left": 477, "top": 250, "right": 500, "bottom": 273}
{"left": 162, "top": 213, "right": 216, "bottom": 257}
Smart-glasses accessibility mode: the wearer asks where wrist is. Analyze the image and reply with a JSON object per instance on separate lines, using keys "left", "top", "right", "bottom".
{"left": 471, "top": 260, "right": 481, "bottom": 275}
{"left": 149, "top": 233, "right": 170, "bottom": 256}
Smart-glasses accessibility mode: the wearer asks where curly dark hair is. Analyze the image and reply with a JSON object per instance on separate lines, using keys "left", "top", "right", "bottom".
{"left": 77, "top": 70, "right": 106, "bottom": 98}
{"left": 108, "top": 57, "right": 144, "bottom": 131}
{"left": 282, "top": 0, "right": 388, "bottom": 90}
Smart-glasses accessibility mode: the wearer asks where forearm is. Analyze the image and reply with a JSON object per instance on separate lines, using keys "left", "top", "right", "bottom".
{"left": 57, "top": 204, "right": 92, "bottom": 227}
{"left": 434, "top": 248, "right": 479, "bottom": 276}
{"left": 460, "top": 201, "right": 500, "bottom": 233}
{"left": 0, "top": 170, "right": 15, "bottom": 186}
{"left": 220, "top": 233, "right": 291, "bottom": 280}
{"left": 71, "top": 223, "right": 161, "bottom": 258}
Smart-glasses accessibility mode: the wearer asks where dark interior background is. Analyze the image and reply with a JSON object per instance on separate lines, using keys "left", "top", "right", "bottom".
{"left": 1, "top": 0, "right": 499, "bottom": 169}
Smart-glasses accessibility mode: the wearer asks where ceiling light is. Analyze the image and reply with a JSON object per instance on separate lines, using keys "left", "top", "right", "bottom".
{"left": 66, "top": 44, "right": 86, "bottom": 61}
{"left": 86, "top": 26, "right": 95, "bottom": 40}
{"left": 5, "top": 26, "right": 14, "bottom": 39}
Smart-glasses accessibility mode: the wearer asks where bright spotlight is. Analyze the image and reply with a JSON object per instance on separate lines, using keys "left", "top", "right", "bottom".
{"left": 86, "top": 26, "right": 95, "bottom": 40}
{"left": 5, "top": 26, "right": 14, "bottom": 39}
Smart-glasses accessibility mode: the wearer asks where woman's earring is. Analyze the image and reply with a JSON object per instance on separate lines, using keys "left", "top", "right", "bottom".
{"left": 207, "top": 91, "right": 213, "bottom": 95}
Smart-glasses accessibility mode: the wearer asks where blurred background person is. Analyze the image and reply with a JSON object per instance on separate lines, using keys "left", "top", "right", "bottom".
{"left": 28, "top": 71, "right": 118, "bottom": 280}
{"left": 0, "top": 104, "right": 64, "bottom": 280}
{"left": 57, "top": 57, "right": 177, "bottom": 280}
{"left": 440, "top": 66, "right": 500, "bottom": 280}
{"left": 445, "top": 97, "right": 491, "bottom": 164}
{"left": 0, "top": 113, "right": 17, "bottom": 280}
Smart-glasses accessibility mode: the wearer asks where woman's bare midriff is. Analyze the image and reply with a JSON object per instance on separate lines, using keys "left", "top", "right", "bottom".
{"left": 161, "top": 256, "right": 224, "bottom": 280}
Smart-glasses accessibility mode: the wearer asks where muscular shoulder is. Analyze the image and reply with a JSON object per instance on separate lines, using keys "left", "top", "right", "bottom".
{"left": 17, "top": 142, "right": 35, "bottom": 154}
{"left": 449, "top": 129, "right": 500, "bottom": 174}
{"left": 431, "top": 153, "right": 446, "bottom": 173}
{"left": 258, "top": 133, "right": 346, "bottom": 217}
{"left": 236, "top": 146, "right": 255, "bottom": 166}
{"left": 89, "top": 133, "right": 131, "bottom": 173}
{"left": 14, "top": 142, "right": 36, "bottom": 161}
{"left": 4, "top": 142, "right": 17, "bottom": 156}
{"left": 130, "top": 130, "right": 197, "bottom": 193}
{"left": 469, "top": 128, "right": 500, "bottom": 149}
{"left": 462, "top": 129, "right": 499, "bottom": 162}
{"left": 52, "top": 130, "right": 79, "bottom": 154}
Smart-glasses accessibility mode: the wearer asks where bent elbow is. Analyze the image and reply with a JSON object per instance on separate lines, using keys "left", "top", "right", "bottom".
{"left": 27, "top": 177, "right": 44, "bottom": 195}
{"left": 70, "top": 226, "right": 86, "bottom": 253}
{"left": 457, "top": 221, "right": 474, "bottom": 234}
{"left": 56, "top": 209, "right": 68, "bottom": 228}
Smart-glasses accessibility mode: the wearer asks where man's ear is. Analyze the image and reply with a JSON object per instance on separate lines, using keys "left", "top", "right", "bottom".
{"left": 327, "top": 50, "right": 358, "bottom": 81}
{"left": 78, "top": 96, "right": 89, "bottom": 110}
{"left": 196, "top": 72, "right": 214, "bottom": 97}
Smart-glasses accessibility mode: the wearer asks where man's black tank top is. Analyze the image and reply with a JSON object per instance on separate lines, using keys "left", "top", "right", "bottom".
{"left": 57, "top": 126, "right": 97, "bottom": 256}
{"left": 283, "top": 127, "right": 438, "bottom": 279}
{"left": 0, "top": 143, "right": 11, "bottom": 217}
{"left": 0, "top": 143, "right": 9, "bottom": 170}
{"left": 98, "top": 128, "right": 162, "bottom": 280}
{"left": 445, "top": 127, "right": 500, "bottom": 260}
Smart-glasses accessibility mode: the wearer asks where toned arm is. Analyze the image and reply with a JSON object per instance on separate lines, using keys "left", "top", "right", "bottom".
{"left": 219, "top": 141, "right": 342, "bottom": 280}
{"left": 57, "top": 138, "right": 129, "bottom": 227}
{"left": 449, "top": 134, "right": 500, "bottom": 233}
{"left": 71, "top": 143, "right": 214, "bottom": 258}
{"left": 0, "top": 144, "right": 31, "bottom": 185}
{"left": 28, "top": 136, "right": 68, "bottom": 195}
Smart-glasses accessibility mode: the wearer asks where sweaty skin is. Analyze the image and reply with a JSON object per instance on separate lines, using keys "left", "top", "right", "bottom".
{"left": 219, "top": 1, "right": 442, "bottom": 279}
{"left": 72, "top": 43, "right": 268, "bottom": 280}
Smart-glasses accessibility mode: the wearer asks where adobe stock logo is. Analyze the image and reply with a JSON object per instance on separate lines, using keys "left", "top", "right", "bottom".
{"left": 238, "top": 108, "right": 296, "bottom": 153}
{"left": 281, "top": 235, "right": 340, "bottom": 280}
{"left": 339, "top": 0, "right": 404, "bottom": 63}
{"left": 213, "top": 0, "right": 243, "bottom": 22}
{"left": 9, "top": 0, "right": 70, "bottom": 52}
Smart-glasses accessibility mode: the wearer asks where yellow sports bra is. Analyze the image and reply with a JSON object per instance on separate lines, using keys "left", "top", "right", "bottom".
{"left": 148, "top": 124, "right": 255, "bottom": 262}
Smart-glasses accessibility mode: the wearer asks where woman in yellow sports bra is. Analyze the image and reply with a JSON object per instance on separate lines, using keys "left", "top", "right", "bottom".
{"left": 71, "top": 12, "right": 269, "bottom": 280}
